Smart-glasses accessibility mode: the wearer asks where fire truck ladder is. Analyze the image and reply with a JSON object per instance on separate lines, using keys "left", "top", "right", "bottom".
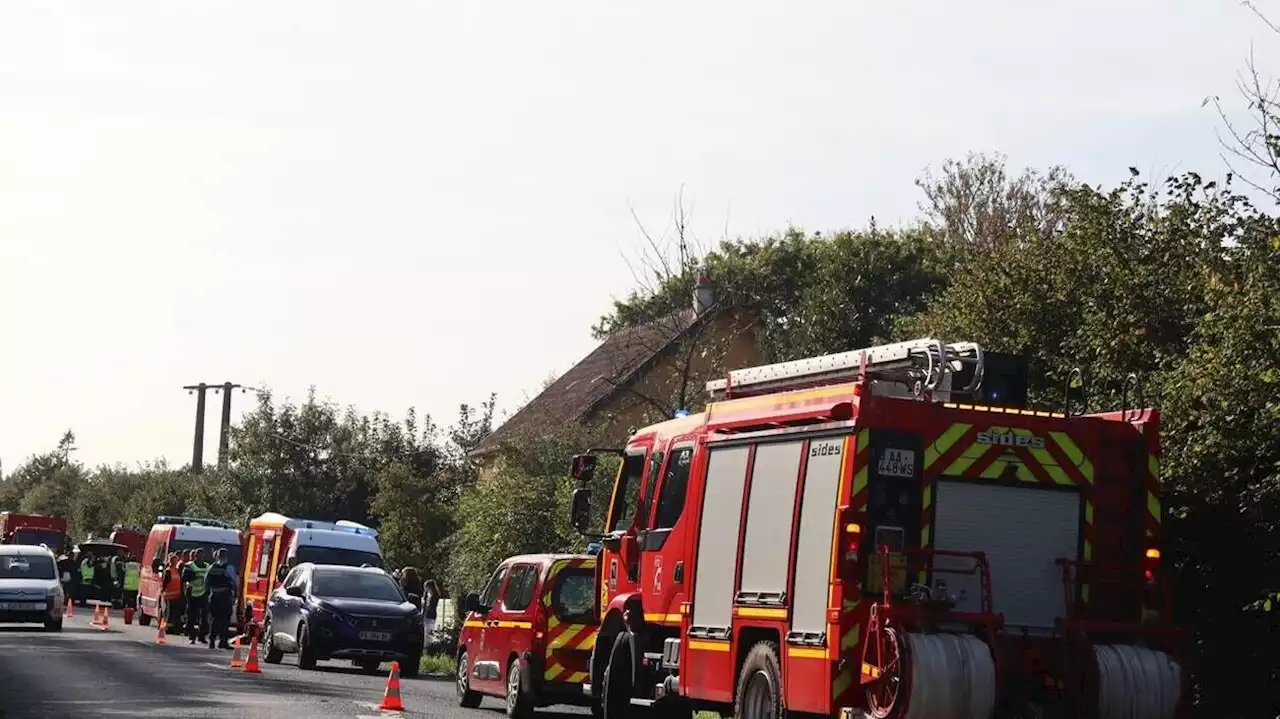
{"left": 706, "top": 338, "right": 986, "bottom": 401}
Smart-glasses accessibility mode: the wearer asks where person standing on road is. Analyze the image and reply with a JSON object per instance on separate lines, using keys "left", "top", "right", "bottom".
{"left": 421, "top": 579, "right": 440, "bottom": 648}
{"left": 160, "top": 553, "right": 184, "bottom": 630}
{"left": 398, "top": 567, "right": 420, "bottom": 599}
{"left": 183, "top": 549, "right": 210, "bottom": 645}
{"left": 203, "top": 549, "right": 237, "bottom": 650}
{"left": 78, "top": 552, "right": 95, "bottom": 606}
{"left": 122, "top": 554, "right": 140, "bottom": 610}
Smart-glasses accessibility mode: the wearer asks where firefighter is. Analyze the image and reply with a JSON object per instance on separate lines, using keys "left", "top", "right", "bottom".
{"left": 160, "top": 553, "right": 184, "bottom": 632}
{"left": 122, "top": 554, "right": 140, "bottom": 609}
{"left": 183, "top": 548, "right": 210, "bottom": 645}
{"left": 92, "top": 553, "right": 113, "bottom": 604}
{"left": 57, "top": 552, "right": 75, "bottom": 602}
{"left": 204, "top": 548, "right": 236, "bottom": 650}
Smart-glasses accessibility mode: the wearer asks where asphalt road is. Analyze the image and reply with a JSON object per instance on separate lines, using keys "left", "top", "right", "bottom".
{"left": 0, "top": 614, "right": 592, "bottom": 719}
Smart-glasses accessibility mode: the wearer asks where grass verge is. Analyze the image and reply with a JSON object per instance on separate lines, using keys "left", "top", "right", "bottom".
{"left": 420, "top": 652, "right": 456, "bottom": 677}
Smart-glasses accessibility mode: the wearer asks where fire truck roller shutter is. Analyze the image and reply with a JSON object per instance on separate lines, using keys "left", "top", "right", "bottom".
{"left": 932, "top": 479, "right": 1080, "bottom": 633}
{"left": 788, "top": 436, "right": 845, "bottom": 639}
{"left": 737, "top": 440, "right": 804, "bottom": 605}
{"left": 689, "top": 445, "right": 751, "bottom": 638}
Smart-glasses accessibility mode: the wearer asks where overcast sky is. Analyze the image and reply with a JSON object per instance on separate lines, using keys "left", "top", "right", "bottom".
{"left": 0, "top": 1, "right": 1273, "bottom": 469}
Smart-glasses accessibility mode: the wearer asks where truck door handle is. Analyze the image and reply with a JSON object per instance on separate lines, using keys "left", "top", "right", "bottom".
{"left": 487, "top": 620, "right": 499, "bottom": 627}
{"left": 674, "top": 562, "right": 684, "bottom": 584}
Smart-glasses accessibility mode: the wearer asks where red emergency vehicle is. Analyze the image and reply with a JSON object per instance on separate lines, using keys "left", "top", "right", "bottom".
{"left": 0, "top": 512, "right": 68, "bottom": 554}
{"left": 456, "top": 554, "right": 599, "bottom": 715}
{"left": 567, "top": 339, "right": 1184, "bottom": 718}
{"left": 108, "top": 524, "right": 147, "bottom": 558}
{"left": 240, "top": 512, "right": 383, "bottom": 624}
{"left": 137, "top": 515, "right": 244, "bottom": 627}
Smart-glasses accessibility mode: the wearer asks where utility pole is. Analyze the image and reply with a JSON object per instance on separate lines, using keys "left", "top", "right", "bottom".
{"left": 185, "top": 382, "right": 247, "bottom": 474}
{"left": 183, "top": 383, "right": 210, "bottom": 474}
{"left": 214, "top": 382, "right": 243, "bottom": 469}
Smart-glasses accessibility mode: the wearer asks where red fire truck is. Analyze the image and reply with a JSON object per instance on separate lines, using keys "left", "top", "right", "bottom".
{"left": 0, "top": 512, "right": 68, "bottom": 554}
{"left": 567, "top": 339, "right": 1184, "bottom": 718}
{"left": 108, "top": 524, "right": 148, "bottom": 559}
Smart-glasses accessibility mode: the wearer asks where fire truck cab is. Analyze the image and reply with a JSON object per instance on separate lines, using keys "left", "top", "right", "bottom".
{"left": 240, "top": 512, "right": 383, "bottom": 624}
{"left": 137, "top": 516, "right": 243, "bottom": 627}
{"left": 0, "top": 512, "right": 68, "bottom": 555}
{"left": 569, "top": 338, "right": 1184, "bottom": 719}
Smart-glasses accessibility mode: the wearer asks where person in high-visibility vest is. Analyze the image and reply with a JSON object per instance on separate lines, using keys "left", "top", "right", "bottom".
{"left": 182, "top": 548, "right": 210, "bottom": 645}
{"left": 122, "top": 554, "right": 141, "bottom": 609}
{"left": 78, "top": 552, "right": 95, "bottom": 606}
{"left": 160, "top": 553, "right": 184, "bottom": 631}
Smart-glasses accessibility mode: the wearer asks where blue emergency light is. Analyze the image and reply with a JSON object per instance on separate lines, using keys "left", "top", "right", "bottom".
{"left": 674, "top": 408, "right": 689, "bottom": 418}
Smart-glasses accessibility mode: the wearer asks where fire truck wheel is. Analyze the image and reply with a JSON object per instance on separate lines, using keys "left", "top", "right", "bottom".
{"left": 456, "top": 649, "right": 483, "bottom": 708}
{"left": 601, "top": 632, "right": 636, "bottom": 718}
{"left": 505, "top": 659, "right": 535, "bottom": 719}
{"left": 734, "top": 641, "right": 784, "bottom": 719}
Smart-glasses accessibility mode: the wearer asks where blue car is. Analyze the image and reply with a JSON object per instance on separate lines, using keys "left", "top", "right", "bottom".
{"left": 262, "top": 563, "right": 423, "bottom": 675}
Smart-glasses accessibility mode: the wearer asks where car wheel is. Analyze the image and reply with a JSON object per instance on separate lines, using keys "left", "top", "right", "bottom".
{"left": 44, "top": 617, "right": 63, "bottom": 633}
{"left": 456, "top": 649, "right": 483, "bottom": 708}
{"left": 296, "top": 623, "right": 317, "bottom": 670}
{"left": 359, "top": 659, "right": 381, "bottom": 673}
{"left": 263, "top": 619, "right": 284, "bottom": 664}
{"left": 401, "top": 653, "right": 421, "bottom": 678}
{"left": 506, "top": 658, "right": 534, "bottom": 719}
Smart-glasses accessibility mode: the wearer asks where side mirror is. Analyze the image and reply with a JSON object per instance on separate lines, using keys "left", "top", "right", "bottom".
{"left": 407, "top": 593, "right": 422, "bottom": 609}
{"left": 462, "top": 591, "right": 484, "bottom": 614}
{"left": 570, "top": 454, "right": 597, "bottom": 482}
{"left": 285, "top": 585, "right": 304, "bottom": 598}
{"left": 152, "top": 561, "right": 163, "bottom": 574}
{"left": 570, "top": 488, "right": 593, "bottom": 534}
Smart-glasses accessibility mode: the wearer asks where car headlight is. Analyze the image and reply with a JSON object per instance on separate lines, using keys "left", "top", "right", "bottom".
{"left": 310, "top": 605, "right": 342, "bottom": 622}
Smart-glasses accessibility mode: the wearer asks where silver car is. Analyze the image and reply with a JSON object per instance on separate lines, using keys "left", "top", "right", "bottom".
{"left": 0, "top": 545, "right": 64, "bottom": 631}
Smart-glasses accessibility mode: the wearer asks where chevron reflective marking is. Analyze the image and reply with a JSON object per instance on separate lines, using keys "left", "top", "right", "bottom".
{"left": 1049, "top": 431, "right": 1093, "bottom": 483}
{"left": 924, "top": 423, "right": 971, "bottom": 469}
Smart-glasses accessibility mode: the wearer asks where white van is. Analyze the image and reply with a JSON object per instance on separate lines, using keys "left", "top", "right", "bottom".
{"left": 0, "top": 545, "right": 64, "bottom": 631}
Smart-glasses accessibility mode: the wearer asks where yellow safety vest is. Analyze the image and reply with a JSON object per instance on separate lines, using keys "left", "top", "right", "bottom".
{"left": 187, "top": 562, "right": 209, "bottom": 598}
{"left": 80, "top": 561, "right": 93, "bottom": 582}
{"left": 124, "top": 562, "right": 140, "bottom": 591}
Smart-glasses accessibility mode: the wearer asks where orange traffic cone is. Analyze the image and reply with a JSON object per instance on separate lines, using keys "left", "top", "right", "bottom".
{"left": 89, "top": 603, "right": 102, "bottom": 627}
{"left": 229, "top": 636, "right": 245, "bottom": 668}
{"left": 156, "top": 617, "right": 167, "bottom": 645}
{"left": 99, "top": 605, "right": 110, "bottom": 631}
{"left": 242, "top": 638, "right": 261, "bottom": 674}
{"left": 378, "top": 661, "right": 405, "bottom": 711}
{"left": 63, "top": 598, "right": 73, "bottom": 618}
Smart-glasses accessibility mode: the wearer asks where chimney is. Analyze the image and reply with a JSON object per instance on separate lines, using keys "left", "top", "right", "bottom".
{"left": 693, "top": 267, "right": 715, "bottom": 315}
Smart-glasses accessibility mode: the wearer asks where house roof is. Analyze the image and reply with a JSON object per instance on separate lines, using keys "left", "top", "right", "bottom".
{"left": 471, "top": 308, "right": 708, "bottom": 457}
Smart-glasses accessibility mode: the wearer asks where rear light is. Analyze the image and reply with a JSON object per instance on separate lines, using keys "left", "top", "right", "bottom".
{"left": 838, "top": 510, "right": 862, "bottom": 577}
{"left": 1143, "top": 547, "right": 1160, "bottom": 585}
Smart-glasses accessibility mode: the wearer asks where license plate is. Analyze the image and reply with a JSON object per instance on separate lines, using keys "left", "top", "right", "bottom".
{"left": 877, "top": 448, "right": 916, "bottom": 478}
{"left": 359, "top": 631, "right": 392, "bottom": 642}
{"left": 0, "top": 602, "right": 44, "bottom": 611}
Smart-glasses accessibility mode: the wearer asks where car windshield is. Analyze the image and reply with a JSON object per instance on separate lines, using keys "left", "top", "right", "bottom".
{"left": 0, "top": 554, "right": 56, "bottom": 580}
{"left": 311, "top": 569, "right": 404, "bottom": 602}
{"left": 294, "top": 545, "right": 383, "bottom": 569}
{"left": 171, "top": 540, "right": 242, "bottom": 570}
{"left": 14, "top": 529, "right": 64, "bottom": 553}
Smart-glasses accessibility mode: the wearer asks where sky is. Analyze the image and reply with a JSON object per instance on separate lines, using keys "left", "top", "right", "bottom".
{"left": 0, "top": 1, "right": 1274, "bottom": 469}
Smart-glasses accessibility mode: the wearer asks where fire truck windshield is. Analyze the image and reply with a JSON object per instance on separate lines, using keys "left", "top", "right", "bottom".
{"left": 294, "top": 545, "right": 383, "bottom": 569}
{"left": 171, "top": 540, "right": 242, "bottom": 569}
{"left": 13, "top": 529, "right": 64, "bottom": 553}
{"left": 608, "top": 451, "right": 647, "bottom": 532}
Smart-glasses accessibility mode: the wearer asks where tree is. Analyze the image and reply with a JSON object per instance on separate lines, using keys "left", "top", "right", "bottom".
{"left": 915, "top": 151, "right": 1073, "bottom": 254}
